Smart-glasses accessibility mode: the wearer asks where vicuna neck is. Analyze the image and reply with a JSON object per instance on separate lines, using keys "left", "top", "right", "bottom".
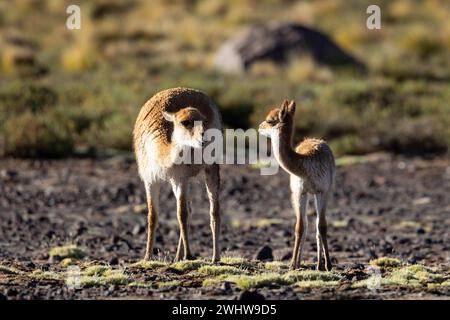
{"left": 271, "top": 120, "right": 305, "bottom": 177}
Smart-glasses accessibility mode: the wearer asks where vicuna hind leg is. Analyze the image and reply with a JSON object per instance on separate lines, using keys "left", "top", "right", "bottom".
{"left": 144, "top": 182, "right": 160, "bottom": 261}
{"left": 290, "top": 181, "right": 308, "bottom": 270}
{"left": 175, "top": 199, "right": 193, "bottom": 260}
{"left": 205, "top": 164, "right": 221, "bottom": 263}
{"left": 171, "top": 179, "right": 193, "bottom": 261}
{"left": 314, "top": 193, "right": 332, "bottom": 271}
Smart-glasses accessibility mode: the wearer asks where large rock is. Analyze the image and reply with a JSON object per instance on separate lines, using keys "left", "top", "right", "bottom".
{"left": 214, "top": 22, "right": 363, "bottom": 73}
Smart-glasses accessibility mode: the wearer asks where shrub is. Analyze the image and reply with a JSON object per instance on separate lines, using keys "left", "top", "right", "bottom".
{"left": 0, "top": 82, "right": 58, "bottom": 115}
{"left": 3, "top": 111, "right": 75, "bottom": 158}
{"left": 378, "top": 117, "right": 448, "bottom": 155}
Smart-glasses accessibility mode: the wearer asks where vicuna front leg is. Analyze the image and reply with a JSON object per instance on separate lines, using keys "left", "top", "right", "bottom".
{"left": 290, "top": 190, "right": 308, "bottom": 270}
{"left": 144, "top": 182, "right": 160, "bottom": 261}
{"left": 171, "top": 179, "right": 193, "bottom": 261}
{"left": 205, "top": 164, "right": 221, "bottom": 263}
{"left": 314, "top": 193, "right": 332, "bottom": 271}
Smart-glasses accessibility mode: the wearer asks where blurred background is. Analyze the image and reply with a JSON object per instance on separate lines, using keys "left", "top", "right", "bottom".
{"left": 0, "top": 0, "right": 449, "bottom": 158}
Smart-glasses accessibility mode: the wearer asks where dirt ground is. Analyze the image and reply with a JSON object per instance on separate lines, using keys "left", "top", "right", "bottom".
{"left": 0, "top": 154, "right": 449, "bottom": 299}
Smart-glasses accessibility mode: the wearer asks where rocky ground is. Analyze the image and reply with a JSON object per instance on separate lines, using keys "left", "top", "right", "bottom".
{"left": 0, "top": 154, "right": 449, "bottom": 299}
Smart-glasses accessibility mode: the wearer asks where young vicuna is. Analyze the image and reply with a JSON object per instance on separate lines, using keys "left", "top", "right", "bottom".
{"left": 258, "top": 100, "right": 335, "bottom": 271}
{"left": 133, "top": 87, "right": 222, "bottom": 262}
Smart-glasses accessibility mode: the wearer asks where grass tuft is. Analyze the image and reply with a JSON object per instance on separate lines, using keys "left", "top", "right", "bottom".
{"left": 353, "top": 264, "right": 445, "bottom": 289}
{"left": 264, "top": 261, "right": 288, "bottom": 272}
{"left": 428, "top": 280, "right": 450, "bottom": 289}
{"left": 384, "top": 265, "right": 443, "bottom": 287}
{"left": 295, "top": 280, "right": 341, "bottom": 288}
{"left": 221, "top": 273, "right": 287, "bottom": 289}
{"left": 202, "top": 278, "right": 223, "bottom": 287}
{"left": 131, "top": 260, "right": 167, "bottom": 270}
{"left": 220, "top": 256, "right": 254, "bottom": 268}
{"left": 370, "top": 257, "right": 402, "bottom": 268}
{"left": 49, "top": 244, "right": 86, "bottom": 259}
{"left": 74, "top": 269, "right": 131, "bottom": 287}
{"left": 83, "top": 265, "right": 110, "bottom": 276}
{"left": 170, "top": 260, "right": 207, "bottom": 272}
{"left": 0, "top": 265, "right": 20, "bottom": 275}
{"left": 198, "top": 265, "right": 247, "bottom": 276}
{"left": 158, "top": 280, "right": 181, "bottom": 288}
{"left": 284, "top": 270, "right": 344, "bottom": 283}
{"left": 31, "top": 270, "right": 62, "bottom": 281}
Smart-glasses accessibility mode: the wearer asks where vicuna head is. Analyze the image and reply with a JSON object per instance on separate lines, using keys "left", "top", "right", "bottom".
{"left": 163, "top": 107, "right": 207, "bottom": 149}
{"left": 258, "top": 99, "right": 296, "bottom": 138}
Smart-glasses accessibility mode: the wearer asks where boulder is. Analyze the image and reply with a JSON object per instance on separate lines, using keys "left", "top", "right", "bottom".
{"left": 214, "top": 22, "right": 363, "bottom": 73}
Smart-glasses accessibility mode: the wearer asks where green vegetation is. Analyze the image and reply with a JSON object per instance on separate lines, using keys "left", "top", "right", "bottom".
{"left": 31, "top": 270, "right": 62, "bottom": 281}
{"left": 48, "top": 244, "right": 86, "bottom": 259}
{"left": 131, "top": 260, "right": 167, "bottom": 270}
{"left": 158, "top": 280, "right": 181, "bottom": 288}
{"left": 220, "top": 256, "right": 254, "bottom": 269}
{"left": 353, "top": 264, "right": 446, "bottom": 289}
{"left": 0, "top": 1, "right": 449, "bottom": 158}
{"left": 264, "top": 261, "right": 289, "bottom": 272}
{"left": 198, "top": 265, "right": 247, "bottom": 276}
{"left": 4, "top": 257, "right": 448, "bottom": 293}
{"left": 218, "top": 273, "right": 288, "bottom": 289}
{"left": 295, "top": 280, "right": 341, "bottom": 288}
{"left": 170, "top": 260, "right": 207, "bottom": 272}
{"left": 83, "top": 265, "right": 111, "bottom": 276}
{"left": 370, "top": 257, "right": 402, "bottom": 268}
{"left": 203, "top": 269, "right": 345, "bottom": 289}
{"left": 79, "top": 270, "right": 131, "bottom": 286}
{"left": 66, "top": 267, "right": 131, "bottom": 287}
{"left": 284, "top": 270, "right": 344, "bottom": 282}
{"left": 0, "top": 265, "right": 20, "bottom": 275}
{"left": 60, "top": 258, "right": 73, "bottom": 268}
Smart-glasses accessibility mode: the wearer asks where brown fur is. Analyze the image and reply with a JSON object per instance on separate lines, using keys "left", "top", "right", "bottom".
{"left": 133, "top": 87, "right": 218, "bottom": 164}
{"left": 259, "top": 99, "right": 335, "bottom": 271}
{"left": 133, "top": 87, "right": 222, "bottom": 262}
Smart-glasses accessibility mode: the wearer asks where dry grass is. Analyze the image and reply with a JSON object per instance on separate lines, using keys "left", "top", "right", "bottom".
{"left": 170, "top": 260, "right": 207, "bottom": 272}
{"left": 198, "top": 265, "right": 247, "bottom": 276}
{"left": 2, "top": 0, "right": 450, "bottom": 158}
{"left": 264, "top": 261, "right": 288, "bottom": 272}
{"left": 370, "top": 257, "right": 402, "bottom": 268}
{"left": 131, "top": 260, "right": 168, "bottom": 270}
{"left": 0, "top": 265, "right": 21, "bottom": 275}
{"left": 3, "top": 256, "right": 448, "bottom": 293}
{"left": 353, "top": 264, "right": 446, "bottom": 289}
{"left": 158, "top": 280, "right": 181, "bottom": 288}
{"left": 48, "top": 245, "right": 86, "bottom": 259}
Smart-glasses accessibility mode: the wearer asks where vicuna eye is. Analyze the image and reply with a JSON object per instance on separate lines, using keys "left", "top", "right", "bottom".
{"left": 181, "top": 120, "right": 192, "bottom": 127}
{"left": 267, "top": 119, "right": 276, "bottom": 125}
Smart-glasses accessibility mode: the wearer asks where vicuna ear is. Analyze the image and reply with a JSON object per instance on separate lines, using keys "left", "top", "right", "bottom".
{"left": 287, "top": 100, "right": 296, "bottom": 114}
{"left": 162, "top": 111, "right": 175, "bottom": 122}
{"left": 279, "top": 103, "right": 288, "bottom": 121}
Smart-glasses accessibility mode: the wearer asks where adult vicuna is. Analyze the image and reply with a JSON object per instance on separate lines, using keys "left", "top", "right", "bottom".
{"left": 258, "top": 100, "right": 335, "bottom": 271}
{"left": 133, "top": 87, "right": 222, "bottom": 262}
